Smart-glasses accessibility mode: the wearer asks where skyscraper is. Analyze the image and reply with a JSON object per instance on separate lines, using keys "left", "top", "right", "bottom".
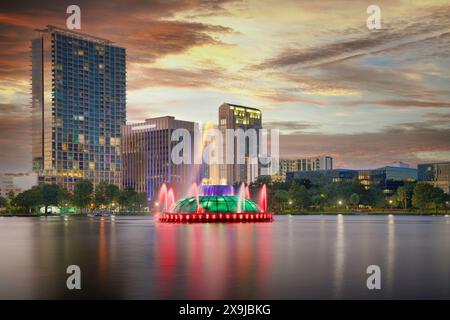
{"left": 31, "top": 26, "right": 126, "bottom": 190}
{"left": 121, "top": 116, "right": 200, "bottom": 203}
{"left": 218, "top": 103, "right": 262, "bottom": 184}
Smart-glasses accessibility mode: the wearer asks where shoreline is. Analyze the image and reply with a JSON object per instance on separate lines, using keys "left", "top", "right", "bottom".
{"left": 1, "top": 212, "right": 448, "bottom": 217}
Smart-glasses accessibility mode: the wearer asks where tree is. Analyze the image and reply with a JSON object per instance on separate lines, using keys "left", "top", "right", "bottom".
{"left": 297, "top": 185, "right": 310, "bottom": 210}
{"left": 396, "top": 186, "right": 408, "bottom": 209}
{"left": 0, "top": 196, "right": 7, "bottom": 209}
{"left": 288, "top": 180, "right": 300, "bottom": 210}
{"left": 57, "top": 187, "right": 72, "bottom": 208}
{"left": 273, "top": 189, "right": 289, "bottom": 211}
{"left": 73, "top": 179, "right": 93, "bottom": 212}
{"left": 41, "top": 184, "right": 60, "bottom": 215}
{"left": 395, "top": 183, "right": 415, "bottom": 209}
{"left": 11, "top": 186, "right": 43, "bottom": 214}
{"left": 412, "top": 183, "right": 432, "bottom": 211}
{"left": 6, "top": 190, "right": 15, "bottom": 203}
{"left": 94, "top": 183, "right": 119, "bottom": 209}
{"left": 349, "top": 193, "right": 360, "bottom": 208}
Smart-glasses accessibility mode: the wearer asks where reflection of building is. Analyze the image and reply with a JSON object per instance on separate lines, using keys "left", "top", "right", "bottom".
{"left": 218, "top": 103, "right": 262, "bottom": 184}
{"left": 121, "top": 116, "right": 199, "bottom": 203}
{"left": 0, "top": 173, "right": 38, "bottom": 197}
{"left": 287, "top": 166, "right": 417, "bottom": 194}
{"left": 418, "top": 162, "right": 450, "bottom": 193}
{"left": 264, "top": 156, "right": 333, "bottom": 182}
{"left": 32, "top": 26, "right": 126, "bottom": 190}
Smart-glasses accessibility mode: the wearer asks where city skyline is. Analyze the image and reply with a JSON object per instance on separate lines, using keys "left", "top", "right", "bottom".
{"left": 1, "top": 0, "right": 450, "bottom": 172}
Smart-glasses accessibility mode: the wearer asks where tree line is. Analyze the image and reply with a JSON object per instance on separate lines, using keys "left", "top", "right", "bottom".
{"left": 248, "top": 177, "right": 449, "bottom": 214}
{"left": 0, "top": 179, "right": 147, "bottom": 215}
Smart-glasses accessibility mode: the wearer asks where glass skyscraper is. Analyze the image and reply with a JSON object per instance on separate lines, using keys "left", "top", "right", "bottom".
{"left": 32, "top": 25, "right": 126, "bottom": 190}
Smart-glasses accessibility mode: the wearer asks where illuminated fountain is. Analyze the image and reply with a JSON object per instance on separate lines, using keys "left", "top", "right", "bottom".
{"left": 158, "top": 184, "right": 273, "bottom": 223}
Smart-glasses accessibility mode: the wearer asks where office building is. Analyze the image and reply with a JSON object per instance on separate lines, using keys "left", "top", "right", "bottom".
{"left": 121, "top": 116, "right": 200, "bottom": 203}
{"left": 218, "top": 103, "right": 262, "bottom": 184}
{"left": 287, "top": 165, "right": 416, "bottom": 194}
{"left": 418, "top": 162, "right": 450, "bottom": 193}
{"left": 264, "top": 156, "right": 333, "bottom": 182}
{"left": 287, "top": 169, "right": 357, "bottom": 185}
{"left": 0, "top": 173, "right": 38, "bottom": 197}
{"left": 32, "top": 25, "right": 126, "bottom": 190}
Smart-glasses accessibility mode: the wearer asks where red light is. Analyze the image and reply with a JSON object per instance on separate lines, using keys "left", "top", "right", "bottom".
{"left": 206, "top": 214, "right": 210, "bottom": 220}
{"left": 245, "top": 214, "right": 249, "bottom": 219}
{"left": 233, "top": 214, "right": 237, "bottom": 219}
{"left": 212, "top": 214, "right": 216, "bottom": 220}
{"left": 219, "top": 214, "right": 223, "bottom": 219}
{"left": 239, "top": 215, "right": 243, "bottom": 220}
{"left": 256, "top": 214, "right": 259, "bottom": 219}
{"left": 226, "top": 214, "right": 230, "bottom": 219}
{"left": 199, "top": 214, "right": 203, "bottom": 219}
{"left": 250, "top": 214, "right": 254, "bottom": 219}
{"left": 186, "top": 215, "right": 190, "bottom": 220}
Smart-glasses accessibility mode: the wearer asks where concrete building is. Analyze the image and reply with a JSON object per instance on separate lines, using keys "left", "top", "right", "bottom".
{"left": 0, "top": 173, "right": 38, "bottom": 197}
{"left": 418, "top": 162, "right": 450, "bottom": 193}
{"left": 217, "top": 103, "right": 262, "bottom": 184}
{"left": 287, "top": 165, "right": 417, "bottom": 194}
{"left": 32, "top": 25, "right": 126, "bottom": 190}
{"left": 121, "top": 116, "right": 200, "bottom": 203}
{"left": 264, "top": 156, "right": 333, "bottom": 182}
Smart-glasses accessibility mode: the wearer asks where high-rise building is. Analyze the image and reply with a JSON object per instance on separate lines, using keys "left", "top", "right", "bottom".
{"left": 218, "top": 103, "right": 262, "bottom": 184}
{"left": 31, "top": 25, "right": 126, "bottom": 190}
{"left": 264, "top": 156, "right": 333, "bottom": 182}
{"left": 418, "top": 162, "right": 450, "bottom": 193}
{"left": 121, "top": 116, "right": 200, "bottom": 203}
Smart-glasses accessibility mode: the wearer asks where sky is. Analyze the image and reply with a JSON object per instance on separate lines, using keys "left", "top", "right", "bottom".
{"left": 0, "top": 0, "right": 449, "bottom": 172}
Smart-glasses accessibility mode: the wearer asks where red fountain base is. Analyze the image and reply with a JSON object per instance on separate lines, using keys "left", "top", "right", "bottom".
{"left": 159, "top": 212, "right": 273, "bottom": 223}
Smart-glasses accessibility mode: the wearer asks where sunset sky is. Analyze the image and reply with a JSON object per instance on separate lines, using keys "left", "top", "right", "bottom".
{"left": 1, "top": 0, "right": 449, "bottom": 172}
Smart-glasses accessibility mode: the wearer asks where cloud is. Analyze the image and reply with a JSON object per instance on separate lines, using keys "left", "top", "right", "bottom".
{"left": 280, "top": 119, "right": 450, "bottom": 169}
{"left": 0, "top": 103, "right": 31, "bottom": 172}
{"left": 264, "top": 120, "right": 320, "bottom": 134}
{"left": 259, "top": 6, "right": 450, "bottom": 70}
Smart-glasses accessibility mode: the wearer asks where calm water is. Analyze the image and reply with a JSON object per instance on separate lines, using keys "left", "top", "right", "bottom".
{"left": 0, "top": 215, "right": 449, "bottom": 299}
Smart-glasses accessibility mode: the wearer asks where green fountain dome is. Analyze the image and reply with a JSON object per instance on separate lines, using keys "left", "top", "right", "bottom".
{"left": 171, "top": 195, "right": 260, "bottom": 213}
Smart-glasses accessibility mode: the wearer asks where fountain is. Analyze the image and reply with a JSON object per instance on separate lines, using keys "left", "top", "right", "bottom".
{"left": 158, "top": 183, "right": 176, "bottom": 212}
{"left": 158, "top": 183, "right": 273, "bottom": 223}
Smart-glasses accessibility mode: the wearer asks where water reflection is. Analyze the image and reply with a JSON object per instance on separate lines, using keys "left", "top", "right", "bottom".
{"left": 0, "top": 216, "right": 449, "bottom": 299}
{"left": 333, "top": 215, "right": 345, "bottom": 299}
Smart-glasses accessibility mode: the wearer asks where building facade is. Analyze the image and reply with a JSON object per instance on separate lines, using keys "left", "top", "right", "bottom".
{"left": 287, "top": 166, "right": 416, "bottom": 194}
{"left": 287, "top": 169, "right": 357, "bottom": 185}
{"left": 218, "top": 103, "right": 262, "bottom": 185}
{"left": 32, "top": 25, "right": 126, "bottom": 190}
{"left": 267, "top": 156, "right": 333, "bottom": 182}
{"left": 418, "top": 162, "right": 450, "bottom": 193}
{"left": 121, "top": 116, "right": 200, "bottom": 203}
{"left": 0, "top": 173, "right": 38, "bottom": 197}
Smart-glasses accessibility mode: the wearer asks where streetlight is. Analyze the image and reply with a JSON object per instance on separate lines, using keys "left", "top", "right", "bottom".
{"left": 389, "top": 199, "right": 393, "bottom": 210}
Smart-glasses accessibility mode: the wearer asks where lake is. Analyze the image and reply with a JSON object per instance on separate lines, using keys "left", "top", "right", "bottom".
{"left": 0, "top": 215, "right": 449, "bottom": 299}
